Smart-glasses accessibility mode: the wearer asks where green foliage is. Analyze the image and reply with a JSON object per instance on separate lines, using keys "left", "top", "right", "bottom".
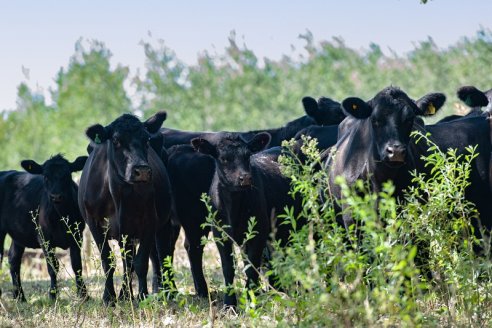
{"left": 0, "top": 39, "right": 131, "bottom": 169}
{"left": 2, "top": 30, "right": 492, "bottom": 168}
{"left": 242, "top": 136, "right": 491, "bottom": 326}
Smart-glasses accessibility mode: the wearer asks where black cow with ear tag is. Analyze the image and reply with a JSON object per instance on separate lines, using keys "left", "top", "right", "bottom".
{"left": 327, "top": 86, "right": 446, "bottom": 230}
{"left": 191, "top": 132, "right": 271, "bottom": 307}
{"left": 0, "top": 154, "right": 87, "bottom": 301}
{"left": 78, "top": 111, "right": 174, "bottom": 305}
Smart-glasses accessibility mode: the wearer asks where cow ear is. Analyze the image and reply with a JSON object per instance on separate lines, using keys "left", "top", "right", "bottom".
{"left": 457, "top": 86, "right": 488, "bottom": 107}
{"left": 248, "top": 132, "right": 271, "bottom": 153}
{"left": 70, "top": 156, "right": 88, "bottom": 172}
{"left": 86, "top": 124, "right": 108, "bottom": 144}
{"left": 149, "top": 134, "right": 164, "bottom": 155}
{"left": 191, "top": 138, "right": 217, "bottom": 157}
{"left": 341, "top": 97, "right": 372, "bottom": 119}
{"left": 302, "top": 97, "right": 319, "bottom": 118}
{"left": 21, "top": 160, "right": 43, "bottom": 174}
{"left": 144, "top": 111, "right": 167, "bottom": 134}
{"left": 415, "top": 93, "right": 446, "bottom": 116}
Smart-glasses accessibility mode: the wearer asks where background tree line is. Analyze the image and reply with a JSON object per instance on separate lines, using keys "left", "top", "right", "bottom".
{"left": 1, "top": 29, "right": 492, "bottom": 169}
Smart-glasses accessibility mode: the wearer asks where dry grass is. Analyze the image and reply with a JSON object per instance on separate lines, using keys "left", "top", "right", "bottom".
{"left": 0, "top": 229, "right": 270, "bottom": 328}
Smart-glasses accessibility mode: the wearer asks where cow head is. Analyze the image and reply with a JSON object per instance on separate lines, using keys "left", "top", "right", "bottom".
{"left": 21, "top": 154, "right": 87, "bottom": 203}
{"left": 85, "top": 111, "right": 167, "bottom": 184}
{"left": 341, "top": 87, "right": 445, "bottom": 166}
{"left": 191, "top": 132, "right": 271, "bottom": 190}
{"left": 302, "top": 96, "right": 346, "bottom": 126}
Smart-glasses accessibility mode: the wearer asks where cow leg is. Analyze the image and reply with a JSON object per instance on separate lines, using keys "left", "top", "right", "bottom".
{"left": 8, "top": 242, "right": 26, "bottom": 302}
{"left": 88, "top": 223, "right": 116, "bottom": 305}
{"left": 69, "top": 245, "right": 87, "bottom": 299}
{"left": 154, "top": 221, "right": 179, "bottom": 295}
{"left": 149, "top": 246, "right": 160, "bottom": 294}
{"left": 0, "top": 230, "right": 5, "bottom": 297}
{"left": 118, "top": 238, "right": 135, "bottom": 301}
{"left": 134, "top": 232, "right": 152, "bottom": 301}
{"left": 213, "top": 228, "right": 236, "bottom": 307}
{"left": 40, "top": 241, "right": 59, "bottom": 301}
{"left": 244, "top": 234, "right": 267, "bottom": 294}
{"left": 184, "top": 232, "right": 208, "bottom": 297}
{"left": 0, "top": 230, "right": 5, "bottom": 266}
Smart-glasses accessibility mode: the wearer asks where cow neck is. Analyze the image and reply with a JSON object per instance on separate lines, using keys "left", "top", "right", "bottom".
{"left": 213, "top": 173, "right": 251, "bottom": 242}
{"left": 365, "top": 120, "right": 411, "bottom": 191}
{"left": 408, "top": 122, "right": 433, "bottom": 173}
{"left": 105, "top": 142, "right": 131, "bottom": 187}
{"left": 39, "top": 188, "right": 79, "bottom": 226}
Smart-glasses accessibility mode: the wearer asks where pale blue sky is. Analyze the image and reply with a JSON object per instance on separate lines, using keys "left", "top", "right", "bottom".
{"left": 1, "top": 0, "right": 491, "bottom": 110}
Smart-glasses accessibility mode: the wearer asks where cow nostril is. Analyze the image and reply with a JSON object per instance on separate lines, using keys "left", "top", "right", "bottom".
{"left": 387, "top": 146, "right": 394, "bottom": 156}
{"left": 50, "top": 194, "right": 62, "bottom": 202}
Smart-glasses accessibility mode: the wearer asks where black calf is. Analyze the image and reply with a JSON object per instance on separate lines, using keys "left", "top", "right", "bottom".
{"left": 192, "top": 132, "right": 271, "bottom": 307}
{"left": 0, "top": 154, "right": 87, "bottom": 301}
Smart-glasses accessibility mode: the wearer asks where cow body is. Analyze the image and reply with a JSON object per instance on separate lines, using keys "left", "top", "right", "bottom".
{"left": 0, "top": 155, "right": 87, "bottom": 301}
{"left": 424, "top": 116, "right": 492, "bottom": 231}
{"left": 78, "top": 112, "right": 174, "bottom": 304}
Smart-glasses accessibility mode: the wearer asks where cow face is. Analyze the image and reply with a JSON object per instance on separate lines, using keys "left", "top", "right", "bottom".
{"left": 342, "top": 87, "right": 445, "bottom": 166}
{"left": 191, "top": 132, "right": 271, "bottom": 190}
{"left": 302, "top": 96, "right": 346, "bottom": 126}
{"left": 21, "top": 155, "right": 87, "bottom": 203}
{"left": 85, "top": 111, "right": 167, "bottom": 184}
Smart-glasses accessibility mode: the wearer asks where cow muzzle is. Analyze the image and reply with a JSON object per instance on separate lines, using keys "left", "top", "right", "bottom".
{"left": 131, "top": 165, "right": 152, "bottom": 183}
{"left": 238, "top": 174, "right": 252, "bottom": 188}
{"left": 385, "top": 144, "right": 406, "bottom": 163}
{"left": 50, "top": 193, "right": 63, "bottom": 203}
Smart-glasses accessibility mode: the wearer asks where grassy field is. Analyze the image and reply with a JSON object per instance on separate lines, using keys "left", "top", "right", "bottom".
{"left": 0, "top": 231, "right": 258, "bottom": 328}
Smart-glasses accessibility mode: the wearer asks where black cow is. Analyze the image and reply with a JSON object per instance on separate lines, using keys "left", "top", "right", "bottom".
{"left": 0, "top": 154, "right": 87, "bottom": 301}
{"left": 78, "top": 112, "right": 174, "bottom": 305}
{"left": 165, "top": 96, "right": 345, "bottom": 299}
{"left": 327, "top": 86, "right": 446, "bottom": 229}
{"left": 191, "top": 132, "right": 271, "bottom": 307}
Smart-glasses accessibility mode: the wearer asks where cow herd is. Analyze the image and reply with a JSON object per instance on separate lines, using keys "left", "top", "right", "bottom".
{"left": 0, "top": 85, "right": 491, "bottom": 308}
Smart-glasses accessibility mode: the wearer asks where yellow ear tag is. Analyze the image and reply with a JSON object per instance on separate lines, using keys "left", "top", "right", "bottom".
{"left": 427, "top": 102, "right": 436, "bottom": 115}
{"left": 352, "top": 104, "right": 358, "bottom": 110}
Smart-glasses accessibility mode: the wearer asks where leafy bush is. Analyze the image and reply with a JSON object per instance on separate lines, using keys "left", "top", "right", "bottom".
{"left": 198, "top": 136, "right": 492, "bottom": 326}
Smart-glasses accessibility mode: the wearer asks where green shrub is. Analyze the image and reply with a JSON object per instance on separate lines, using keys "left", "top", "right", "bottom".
{"left": 200, "top": 135, "right": 492, "bottom": 326}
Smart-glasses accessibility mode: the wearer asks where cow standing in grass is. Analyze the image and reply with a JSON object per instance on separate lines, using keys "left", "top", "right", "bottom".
{"left": 0, "top": 154, "right": 87, "bottom": 301}
{"left": 166, "top": 96, "right": 345, "bottom": 298}
{"left": 191, "top": 132, "right": 272, "bottom": 307}
{"left": 78, "top": 111, "right": 174, "bottom": 305}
